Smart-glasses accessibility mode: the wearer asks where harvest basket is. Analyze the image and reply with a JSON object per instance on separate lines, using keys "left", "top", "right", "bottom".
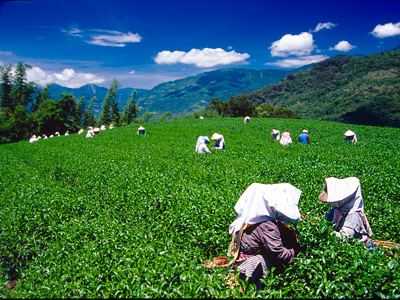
{"left": 374, "top": 240, "right": 400, "bottom": 257}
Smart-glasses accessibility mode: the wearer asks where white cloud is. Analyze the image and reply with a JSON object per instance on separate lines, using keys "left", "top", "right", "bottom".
{"left": 128, "top": 70, "right": 135, "bottom": 75}
{"left": 329, "top": 41, "right": 356, "bottom": 52}
{"left": 371, "top": 22, "right": 400, "bottom": 38}
{"left": 0, "top": 50, "right": 13, "bottom": 56}
{"left": 27, "top": 66, "right": 105, "bottom": 88}
{"left": 311, "top": 22, "right": 336, "bottom": 33}
{"left": 270, "top": 32, "right": 315, "bottom": 57}
{"left": 154, "top": 48, "right": 250, "bottom": 67}
{"left": 63, "top": 27, "right": 142, "bottom": 47}
{"left": 266, "top": 55, "right": 329, "bottom": 68}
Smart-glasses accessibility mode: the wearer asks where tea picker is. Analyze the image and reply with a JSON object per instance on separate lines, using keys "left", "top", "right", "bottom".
{"left": 195, "top": 136, "right": 211, "bottom": 154}
{"left": 204, "top": 183, "right": 303, "bottom": 291}
{"left": 137, "top": 126, "right": 146, "bottom": 135}
{"left": 298, "top": 129, "right": 309, "bottom": 144}
{"left": 344, "top": 130, "right": 357, "bottom": 143}
{"left": 318, "top": 177, "right": 377, "bottom": 249}
{"left": 211, "top": 133, "right": 225, "bottom": 150}
{"left": 280, "top": 132, "right": 292, "bottom": 146}
{"left": 271, "top": 129, "right": 280, "bottom": 141}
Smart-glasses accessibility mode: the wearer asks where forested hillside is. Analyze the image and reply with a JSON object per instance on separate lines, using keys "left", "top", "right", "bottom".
{"left": 136, "top": 68, "right": 294, "bottom": 115}
{"left": 46, "top": 84, "right": 147, "bottom": 116}
{"left": 239, "top": 50, "right": 400, "bottom": 127}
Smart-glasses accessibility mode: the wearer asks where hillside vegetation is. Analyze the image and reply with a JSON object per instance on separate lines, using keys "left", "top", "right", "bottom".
{"left": 239, "top": 50, "right": 400, "bottom": 127}
{"left": 136, "top": 68, "right": 293, "bottom": 115}
{"left": 1, "top": 118, "right": 400, "bottom": 298}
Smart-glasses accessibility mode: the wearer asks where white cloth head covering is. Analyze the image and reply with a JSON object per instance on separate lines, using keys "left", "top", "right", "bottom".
{"left": 196, "top": 136, "right": 209, "bottom": 145}
{"left": 229, "top": 183, "right": 302, "bottom": 234}
{"left": 280, "top": 132, "right": 292, "bottom": 145}
{"left": 196, "top": 136, "right": 209, "bottom": 152}
{"left": 324, "top": 177, "right": 372, "bottom": 236}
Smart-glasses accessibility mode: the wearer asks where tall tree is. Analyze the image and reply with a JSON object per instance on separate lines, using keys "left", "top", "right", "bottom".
{"left": 33, "top": 84, "right": 51, "bottom": 113}
{"left": 123, "top": 89, "right": 139, "bottom": 124}
{"left": 98, "top": 79, "right": 121, "bottom": 126}
{"left": 109, "top": 79, "right": 122, "bottom": 125}
{"left": 33, "top": 100, "right": 63, "bottom": 135}
{"left": 0, "top": 64, "right": 13, "bottom": 114}
{"left": 75, "top": 96, "right": 85, "bottom": 127}
{"left": 59, "top": 92, "right": 78, "bottom": 132}
{"left": 10, "top": 105, "right": 32, "bottom": 141}
{"left": 10, "top": 62, "right": 35, "bottom": 111}
{"left": 82, "top": 97, "right": 97, "bottom": 129}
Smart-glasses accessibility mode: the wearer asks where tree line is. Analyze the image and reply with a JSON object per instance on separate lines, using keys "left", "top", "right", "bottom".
{"left": 187, "top": 96, "right": 301, "bottom": 119}
{"left": 0, "top": 62, "right": 139, "bottom": 144}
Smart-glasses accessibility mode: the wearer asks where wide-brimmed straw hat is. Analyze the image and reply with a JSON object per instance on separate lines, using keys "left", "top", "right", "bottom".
{"left": 211, "top": 133, "right": 223, "bottom": 140}
{"left": 344, "top": 130, "right": 355, "bottom": 136}
{"left": 271, "top": 129, "right": 279, "bottom": 135}
{"left": 138, "top": 126, "right": 145, "bottom": 130}
{"left": 318, "top": 191, "right": 328, "bottom": 202}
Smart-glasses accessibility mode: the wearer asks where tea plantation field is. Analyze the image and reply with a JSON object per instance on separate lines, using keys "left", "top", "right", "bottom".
{"left": 1, "top": 117, "right": 400, "bottom": 298}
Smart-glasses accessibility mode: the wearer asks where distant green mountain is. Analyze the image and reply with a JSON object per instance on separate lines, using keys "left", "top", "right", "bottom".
{"left": 46, "top": 84, "right": 147, "bottom": 115}
{"left": 136, "top": 68, "right": 297, "bottom": 115}
{"left": 238, "top": 50, "right": 400, "bottom": 127}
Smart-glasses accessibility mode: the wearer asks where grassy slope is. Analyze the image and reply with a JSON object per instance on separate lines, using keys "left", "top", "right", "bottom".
{"left": 1, "top": 118, "right": 400, "bottom": 298}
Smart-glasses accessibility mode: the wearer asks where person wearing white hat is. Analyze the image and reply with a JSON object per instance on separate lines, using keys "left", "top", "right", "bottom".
{"left": 100, "top": 124, "right": 106, "bottom": 131}
{"left": 318, "top": 177, "right": 377, "bottom": 249}
{"left": 344, "top": 130, "right": 357, "bottom": 143}
{"left": 29, "top": 135, "right": 38, "bottom": 143}
{"left": 298, "top": 129, "right": 309, "bottom": 144}
{"left": 86, "top": 127, "right": 94, "bottom": 138}
{"left": 271, "top": 129, "right": 280, "bottom": 141}
{"left": 195, "top": 136, "right": 211, "bottom": 154}
{"left": 280, "top": 132, "right": 292, "bottom": 146}
{"left": 137, "top": 126, "right": 146, "bottom": 135}
{"left": 227, "top": 183, "right": 302, "bottom": 290}
{"left": 244, "top": 116, "right": 250, "bottom": 123}
{"left": 211, "top": 133, "right": 225, "bottom": 150}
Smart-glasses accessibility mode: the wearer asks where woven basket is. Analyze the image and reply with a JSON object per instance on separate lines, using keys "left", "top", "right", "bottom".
{"left": 374, "top": 240, "right": 400, "bottom": 257}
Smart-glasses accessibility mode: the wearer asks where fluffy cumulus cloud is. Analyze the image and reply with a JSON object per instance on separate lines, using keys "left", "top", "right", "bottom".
{"left": 154, "top": 48, "right": 250, "bottom": 67}
{"left": 311, "top": 22, "right": 336, "bottom": 33}
{"left": 63, "top": 27, "right": 142, "bottom": 47}
{"left": 27, "top": 67, "right": 105, "bottom": 88}
{"left": 329, "top": 41, "right": 356, "bottom": 52}
{"left": 269, "top": 32, "right": 315, "bottom": 57}
{"left": 371, "top": 22, "right": 400, "bottom": 38}
{"left": 266, "top": 55, "right": 329, "bottom": 68}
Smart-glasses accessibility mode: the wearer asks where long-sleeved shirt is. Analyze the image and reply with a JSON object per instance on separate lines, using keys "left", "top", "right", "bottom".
{"left": 195, "top": 143, "right": 211, "bottom": 154}
{"left": 240, "top": 221, "right": 296, "bottom": 268}
{"left": 326, "top": 208, "right": 370, "bottom": 244}
{"left": 298, "top": 133, "right": 309, "bottom": 144}
{"left": 213, "top": 138, "right": 225, "bottom": 149}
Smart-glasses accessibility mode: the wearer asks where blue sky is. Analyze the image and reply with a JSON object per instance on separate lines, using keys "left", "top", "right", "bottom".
{"left": 0, "top": 0, "right": 399, "bottom": 89}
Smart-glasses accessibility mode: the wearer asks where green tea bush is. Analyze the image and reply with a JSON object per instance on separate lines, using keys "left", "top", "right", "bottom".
{"left": 1, "top": 118, "right": 399, "bottom": 298}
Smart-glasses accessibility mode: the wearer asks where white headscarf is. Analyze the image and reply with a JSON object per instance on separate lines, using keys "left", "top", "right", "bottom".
{"left": 196, "top": 136, "right": 209, "bottom": 151}
{"left": 280, "top": 132, "right": 292, "bottom": 145}
{"left": 229, "top": 183, "right": 302, "bottom": 235}
{"left": 324, "top": 177, "right": 372, "bottom": 236}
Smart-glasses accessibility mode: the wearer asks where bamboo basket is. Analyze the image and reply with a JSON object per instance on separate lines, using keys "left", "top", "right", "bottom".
{"left": 374, "top": 240, "right": 400, "bottom": 257}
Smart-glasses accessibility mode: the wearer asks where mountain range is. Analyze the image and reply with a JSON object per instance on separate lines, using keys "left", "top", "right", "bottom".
{"left": 46, "top": 68, "right": 302, "bottom": 116}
